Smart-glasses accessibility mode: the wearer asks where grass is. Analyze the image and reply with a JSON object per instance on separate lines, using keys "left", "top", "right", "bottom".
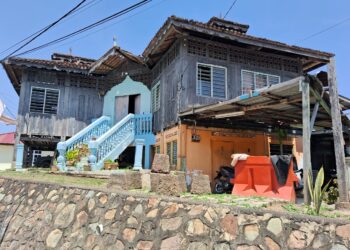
{"left": 0, "top": 169, "right": 108, "bottom": 188}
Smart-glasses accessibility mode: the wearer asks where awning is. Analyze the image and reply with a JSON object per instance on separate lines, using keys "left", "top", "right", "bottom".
{"left": 180, "top": 76, "right": 350, "bottom": 130}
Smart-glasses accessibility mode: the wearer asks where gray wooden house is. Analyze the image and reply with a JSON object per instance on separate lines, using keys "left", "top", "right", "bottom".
{"left": 2, "top": 16, "right": 350, "bottom": 199}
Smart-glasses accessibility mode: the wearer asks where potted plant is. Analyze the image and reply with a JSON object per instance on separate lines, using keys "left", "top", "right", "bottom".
{"left": 66, "top": 149, "right": 79, "bottom": 167}
{"left": 110, "top": 160, "right": 119, "bottom": 170}
{"left": 104, "top": 159, "right": 114, "bottom": 170}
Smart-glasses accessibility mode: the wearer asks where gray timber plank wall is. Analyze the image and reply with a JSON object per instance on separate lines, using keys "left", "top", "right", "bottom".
{"left": 151, "top": 36, "right": 303, "bottom": 132}
{"left": 18, "top": 69, "right": 103, "bottom": 138}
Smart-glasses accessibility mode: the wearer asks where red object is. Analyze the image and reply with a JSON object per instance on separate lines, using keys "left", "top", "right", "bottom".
{"left": 0, "top": 132, "right": 15, "bottom": 145}
{"left": 231, "top": 156, "right": 298, "bottom": 202}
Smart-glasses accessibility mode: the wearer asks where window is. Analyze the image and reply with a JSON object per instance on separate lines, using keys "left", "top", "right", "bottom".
{"left": 197, "top": 63, "right": 226, "bottom": 99}
{"left": 30, "top": 87, "right": 59, "bottom": 114}
{"left": 151, "top": 82, "right": 160, "bottom": 112}
{"left": 166, "top": 140, "right": 177, "bottom": 166}
{"left": 241, "top": 70, "right": 280, "bottom": 95}
{"left": 155, "top": 145, "right": 160, "bottom": 154}
{"left": 270, "top": 144, "right": 293, "bottom": 155}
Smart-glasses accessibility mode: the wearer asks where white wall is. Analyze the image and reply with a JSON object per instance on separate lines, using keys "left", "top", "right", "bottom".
{"left": 0, "top": 144, "right": 14, "bottom": 170}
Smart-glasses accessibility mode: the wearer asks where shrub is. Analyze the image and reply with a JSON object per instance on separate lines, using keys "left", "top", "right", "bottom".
{"left": 307, "top": 167, "right": 330, "bottom": 215}
{"left": 323, "top": 179, "right": 339, "bottom": 204}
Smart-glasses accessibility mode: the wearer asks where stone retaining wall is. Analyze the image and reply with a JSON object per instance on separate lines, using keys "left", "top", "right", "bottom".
{"left": 0, "top": 177, "right": 349, "bottom": 250}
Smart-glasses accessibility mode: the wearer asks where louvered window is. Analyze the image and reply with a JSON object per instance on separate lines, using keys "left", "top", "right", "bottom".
{"left": 30, "top": 87, "right": 59, "bottom": 114}
{"left": 197, "top": 63, "right": 226, "bottom": 99}
{"left": 241, "top": 70, "right": 280, "bottom": 95}
{"left": 166, "top": 140, "right": 177, "bottom": 166}
{"left": 151, "top": 82, "right": 160, "bottom": 112}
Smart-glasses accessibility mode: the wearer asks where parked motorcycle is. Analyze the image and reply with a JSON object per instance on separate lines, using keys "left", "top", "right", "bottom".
{"left": 213, "top": 166, "right": 235, "bottom": 194}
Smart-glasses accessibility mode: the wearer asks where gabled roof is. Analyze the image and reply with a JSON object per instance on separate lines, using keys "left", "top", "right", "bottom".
{"left": 143, "top": 16, "right": 334, "bottom": 70}
{"left": 0, "top": 132, "right": 15, "bottom": 145}
{"left": 89, "top": 46, "right": 144, "bottom": 75}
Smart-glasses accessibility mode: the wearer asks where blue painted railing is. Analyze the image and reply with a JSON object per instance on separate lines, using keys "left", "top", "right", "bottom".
{"left": 134, "top": 113, "right": 152, "bottom": 136}
{"left": 56, "top": 116, "right": 111, "bottom": 170}
{"left": 89, "top": 114, "right": 135, "bottom": 170}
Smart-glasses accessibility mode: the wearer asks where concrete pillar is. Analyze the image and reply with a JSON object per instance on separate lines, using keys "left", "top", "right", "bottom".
{"left": 15, "top": 144, "right": 24, "bottom": 170}
{"left": 144, "top": 144, "right": 151, "bottom": 169}
{"left": 133, "top": 139, "right": 144, "bottom": 170}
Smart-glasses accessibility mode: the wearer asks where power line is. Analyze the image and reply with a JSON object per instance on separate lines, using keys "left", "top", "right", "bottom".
{"left": 11, "top": 0, "right": 151, "bottom": 58}
{"left": 224, "top": 0, "right": 238, "bottom": 19}
{"left": 3, "top": 0, "right": 88, "bottom": 59}
{"left": 297, "top": 16, "right": 350, "bottom": 43}
{"left": 0, "top": 0, "right": 101, "bottom": 57}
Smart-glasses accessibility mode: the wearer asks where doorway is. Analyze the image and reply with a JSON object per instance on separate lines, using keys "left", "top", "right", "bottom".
{"left": 115, "top": 94, "right": 141, "bottom": 123}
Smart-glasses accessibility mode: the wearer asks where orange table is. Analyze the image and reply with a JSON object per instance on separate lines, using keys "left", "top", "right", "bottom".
{"left": 231, "top": 156, "right": 298, "bottom": 202}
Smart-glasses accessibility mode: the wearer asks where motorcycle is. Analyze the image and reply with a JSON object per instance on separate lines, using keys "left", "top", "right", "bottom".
{"left": 213, "top": 166, "right": 235, "bottom": 194}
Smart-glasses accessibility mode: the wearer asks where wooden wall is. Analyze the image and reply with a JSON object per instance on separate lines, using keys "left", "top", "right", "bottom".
{"left": 151, "top": 36, "right": 303, "bottom": 132}
{"left": 17, "top": 69, "right": 103, "bottom": 138}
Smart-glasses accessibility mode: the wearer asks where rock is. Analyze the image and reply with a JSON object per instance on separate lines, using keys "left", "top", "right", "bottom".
{"left": 74, "top": 211, "right": 88, "bottom": 228}
{"left": 86, "top": 234, "right": 96, "bottom": 248}
{"left": 141, "top": 170, "right": 151, "bottom": 191}
{"left": 46, "top": 229, "right": 62, "bottom": 248}
{"left": 115, "top": 240, "right": 125, "bottom": 249}
{"left": 204, "top": 207, "right": 217, "bottom": 223}
{"left": 220, "top": 214, "right": 238, "bottom": 240}
{"left": 152, "top": 153, "right": 171, "bottom": 173}
{"left": 134, "top": 204, "right": 143, "bottom": 215}
{"left": 123, "top": 228, "right": 136, "bottom": 242}
{"left": 36, "top": 194, "right": 44, "bottom": 202}
{"left": 336, "top": 224, "right": 350, "bottom": 240}
{"left": 236, "top": 245, "right": 260, "bottom": 250}
{"left": 214, "top": 243, "right": 231, "bottom": 250}
{"left": 190, "top": 174, "right": 211, "bottom": 194}
{"left": 186, "top": 219, "right": 209, "bottom": 236}
{"left": 244, "top": 224, "right": 259, "bottom": 241}
{"left": 99, "top": 194, "right": 108, "bottom": 204}
{"left": 88, "top": 199, "right": 95, "bottom": 211}
{"left": 160, "top": 234, "right": 183, "bottom": 250}
{"left": 187, "top": 242, "right": 209, "bottom": 250}
{"left": 136, "top": 241, "right": 153, "bottom": 250}
{"left": 108, "top": 171, "right": 142, "bottom": 190}
{"left": 188, "top": 205, "right": 204, "bottom": 216}
{"left": 287, "top": 230, "right": 307, "bottom": 249}
{"left": 162, "top": 204, "right": 179, "bottom": 216}
{"left": 331, "top": 244, "right": 348, "bottom": 250}
{"left": 312, "top": 233, "right": 331, "bottom": 248}
{"left": 146, "top": 209, "right": 158, "bottom": 218}
{"left": 267, "top": 218, "right": 283, "bottom": 236}
{"left": 47, "top": 190, "right": 57, "bottom": 199}
{"left": 104, "top": 209, "right": 116, "bottom": 220}
{"left": 156, "top": 174, "right": 183, "bottom": 196}
{"left": 127, "top": 216, "right": 138, "bottom": 224}
{"left": 160, "top": 217, "right": 183, "bottom": 231}
{"left": 54, "top": 204, "right": 76, "bottom": 228}
{"left": 265, "top": 237, "right": 280, "bottom": 250}
{"left": 148, "top": 197, "right": 160, "bottom": 208}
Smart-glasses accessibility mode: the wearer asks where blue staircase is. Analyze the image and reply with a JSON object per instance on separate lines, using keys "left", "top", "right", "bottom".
{"left": 56, "top": 114, "right": 154, "bottom": 171}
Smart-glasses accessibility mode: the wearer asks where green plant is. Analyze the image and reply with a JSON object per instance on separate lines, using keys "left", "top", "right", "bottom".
{"left": 323, "top": 179, "right": 339, "bottom": 204}
{"left": 104, "top": 159, "right": 114, "bottom": 163}
{"left": 307, "top": 167, "right": 330, "bottom": 215}
{"left": 277, "top": 128, "right": 287, "bottom": 154}
{"left": 66, "top": 149, "right": 79, "bottom": 161}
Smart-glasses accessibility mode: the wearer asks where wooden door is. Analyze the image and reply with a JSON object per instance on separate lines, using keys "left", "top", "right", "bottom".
{"left": 115, "top": 96, "right": 129, "bottom": 123}
{"left": 235, "top": 141, "right": 256, "bottom": 155}
{"left": 211, "top": 141, "right": 235, "bottom": 180}
{"left": 134, "top": 95, "right": 141, "bottom": 114}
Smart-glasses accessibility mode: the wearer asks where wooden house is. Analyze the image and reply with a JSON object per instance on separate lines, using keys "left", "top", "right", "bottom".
{"left": 2, "top": 16, "right": 350, "bottom": 184}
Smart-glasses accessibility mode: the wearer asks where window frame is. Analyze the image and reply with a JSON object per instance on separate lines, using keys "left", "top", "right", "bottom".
{"left": 166, "top": 140, "right": 177, "bottom": 166}
{"left": 196, "top": 62, "right": 227, "bottom": 99}
{"left": 241, "top": 70, "right": 280, "bottom": 95}
{"left": 29, "top": 86, "right": 60, "bottom": 115}
{"left": 151, "top": 81, "right": 161, "bottom": 112}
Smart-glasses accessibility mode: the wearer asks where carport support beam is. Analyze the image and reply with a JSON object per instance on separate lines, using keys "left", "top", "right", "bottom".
{"left": 301, "top": 80, "right": 311, "bottom": 205}
{"left": 328, "top": 57, "right": 349, "bottom": 204}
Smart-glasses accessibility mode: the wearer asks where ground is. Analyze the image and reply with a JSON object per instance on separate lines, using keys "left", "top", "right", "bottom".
{"left": 1, "top": 168, "right": 349, "bottom": 221}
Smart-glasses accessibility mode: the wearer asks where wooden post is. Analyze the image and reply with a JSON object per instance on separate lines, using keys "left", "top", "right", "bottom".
{"left": 301, "top": 79, "right": 311, "bottom": 204}
{"left": 328, "top": 57, "right": 349, "bottom": 203}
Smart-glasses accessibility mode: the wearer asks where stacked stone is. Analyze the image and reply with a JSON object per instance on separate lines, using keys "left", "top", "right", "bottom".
{"left": 0, "top": 178, "right": 349, "bottom": 249}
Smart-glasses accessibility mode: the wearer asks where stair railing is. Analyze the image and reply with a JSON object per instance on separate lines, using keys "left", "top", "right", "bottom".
{"left": 89, "top": 114, "right": 135, "bottom": 170}
{"left": 134, "top": 113, "right": 152, "bottom": 136}
{"left": 57, "top": 116, "right": 111, "bottom": 171}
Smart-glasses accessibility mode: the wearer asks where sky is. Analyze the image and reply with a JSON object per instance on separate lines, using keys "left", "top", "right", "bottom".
{"left": 0, "top": 0, "right": 349, "bottom": 134}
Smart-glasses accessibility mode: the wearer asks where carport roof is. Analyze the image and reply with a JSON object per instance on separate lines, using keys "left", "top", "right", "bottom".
{"left": 180, "top": 76, "right": 350, "bottom": 130}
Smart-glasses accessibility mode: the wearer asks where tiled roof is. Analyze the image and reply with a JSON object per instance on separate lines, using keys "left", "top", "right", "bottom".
{"left": 0, "top": 132, "right": 15, "bottom": 145}
{"left": 7, "top": 53, "right": 96, "bottom": 72}
{"left": 143, "top": 16, "right": 334, "bottom": 59}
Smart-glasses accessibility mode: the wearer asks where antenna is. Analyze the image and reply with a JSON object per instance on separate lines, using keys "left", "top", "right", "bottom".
{"left": 69, "top": 47, "right": 72, "bottom": 55}
{"left": 113, "top": 36, "right": 117, "bottom": 47}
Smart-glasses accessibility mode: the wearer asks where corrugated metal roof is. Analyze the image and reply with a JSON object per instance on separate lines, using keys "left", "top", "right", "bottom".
{"left": 0, "top": 132, "right": 15, "bottom": 145}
